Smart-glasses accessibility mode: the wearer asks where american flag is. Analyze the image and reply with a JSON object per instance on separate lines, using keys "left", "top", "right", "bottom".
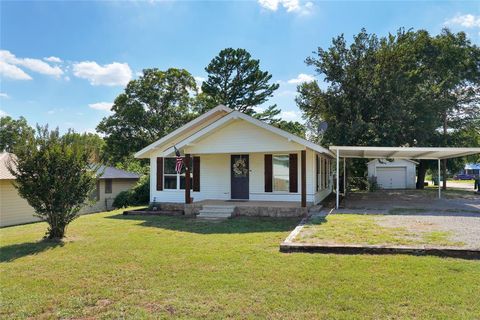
{"left": 174, "top": 146, "right": 183, "bottom": 174}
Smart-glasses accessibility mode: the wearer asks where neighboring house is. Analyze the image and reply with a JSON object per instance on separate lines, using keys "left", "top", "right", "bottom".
{"left": 368, "top": 159, "right": 417, "bottom": 189}
{"left": 0, "top": 153, "right": 140, "bottom": 227}
{"left": 135, "top": 105, "right": 335, "bottom": 208}
{"left": 0, "top": 153, "right": 42, "bottom": 227}
{"left": 79, "top": 165, "right": 140, "bottom": 214}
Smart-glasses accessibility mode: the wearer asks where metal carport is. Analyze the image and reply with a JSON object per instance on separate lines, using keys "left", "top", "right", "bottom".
{"left": 329, "top": 146, "right": 480, "bottom": 209}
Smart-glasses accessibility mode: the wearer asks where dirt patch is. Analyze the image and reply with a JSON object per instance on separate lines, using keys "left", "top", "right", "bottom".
{"left": 376, "top": 215, "right": 480, "bottom": 249}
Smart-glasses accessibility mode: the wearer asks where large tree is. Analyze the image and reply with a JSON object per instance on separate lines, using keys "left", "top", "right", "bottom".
{"left": 8, "top": 126, "right": 98, "bottom": 239}
{"left": 0, "top": 116, "right": 35, "bottom": 152}
{"left": 201, "top": 48, "right": 280, "bottom": 120}
{"left": 297, "top": 28, "right": 480, "bottom": 187}
{"left": 62, "top": 132, "right": 105, "bottom": 163}
{"left": 97, "top": 68, "right": 197, "bottom": 164}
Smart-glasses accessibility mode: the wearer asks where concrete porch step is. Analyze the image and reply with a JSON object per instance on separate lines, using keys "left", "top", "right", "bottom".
{"left": 202, "top": 205, "right": 235, "bottom": 210}
{"left": 197, "top": 205, "right": 235, "bottom": 220}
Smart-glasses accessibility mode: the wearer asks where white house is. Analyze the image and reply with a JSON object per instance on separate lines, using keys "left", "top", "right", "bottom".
{"left": 367, "top": 159, "right": 417, "bottom": 189}
{"left": 135, "top": 105, "right": 334, "bottom": 213}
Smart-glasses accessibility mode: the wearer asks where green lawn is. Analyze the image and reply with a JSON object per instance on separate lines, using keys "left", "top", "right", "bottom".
{"left": 297, "top": 214, "right": 464, "bottom": 247}
{"left": 1, "top": 209, "right": 479, "bottom": 319}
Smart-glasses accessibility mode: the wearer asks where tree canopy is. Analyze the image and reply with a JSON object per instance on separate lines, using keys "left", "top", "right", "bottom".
{"left": 297, "top": 28, "right": 480, "bottom": 186}
{"left": 0, "top": 116, "right": 35, "bottom": 152}
{"left": 201, "top": 48, "right": 281, "bottom": 120}
{"left": 97, "top": 68, "right": 198, "bottom": 163}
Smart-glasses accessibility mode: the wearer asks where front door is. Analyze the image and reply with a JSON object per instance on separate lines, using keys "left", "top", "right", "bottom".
{"left": 231, "top": 155, "right": 249, "bottom": 199}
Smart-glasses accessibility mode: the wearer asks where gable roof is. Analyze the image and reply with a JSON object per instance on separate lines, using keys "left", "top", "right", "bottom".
{"left": 135, "top": 105, "right": 232, "bottom": 158}
{"left": 135, "top": 105, "right": 333, "bottom": 158}
{"left": 367, "top": 159, "right": 419, "bottom": 165}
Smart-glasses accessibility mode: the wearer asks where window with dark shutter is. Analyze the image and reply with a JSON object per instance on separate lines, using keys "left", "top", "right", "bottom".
{"left": 193, "top": 156, "right": 200, "bottom": 192}
{"left": 264, "top": 154, "right": 273, "bottom": 192}
{"left": 289, "top": 153, "right": 298, "bottom": 193}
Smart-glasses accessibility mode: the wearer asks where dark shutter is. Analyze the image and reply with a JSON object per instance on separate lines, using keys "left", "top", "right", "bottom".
{"left": 316, "top": 155, "right": 319, "bottom": 191}
{"left": 289, "top": 153, "right": 298, "bottom": 193}
{"left": 156, "top": 157, "right": 163, "bottom": 191}
{"left": 193, "top": 156, "right": 200, "bottom": 192}
{"left": 264, "top": 154, "right": 272, "bottom": 192}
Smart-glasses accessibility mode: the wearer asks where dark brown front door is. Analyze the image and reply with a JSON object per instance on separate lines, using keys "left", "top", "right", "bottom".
{"left": 231, "top": 155, "right": 249, "bottom": 199}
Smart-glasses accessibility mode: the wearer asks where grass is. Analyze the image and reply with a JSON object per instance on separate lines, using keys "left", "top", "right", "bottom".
{"left": 297, "top": 214, "right": 464, "bottom": 247}
{"left": 1, "top": 209, "right": 479, "bottom": 319}
{"left": 447, "top": 179, "right": 476, "bottom": 184}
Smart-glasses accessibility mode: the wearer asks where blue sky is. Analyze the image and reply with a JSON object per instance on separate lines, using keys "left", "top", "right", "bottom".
{"left": 1, "top": 0, "right": 479, "bottom": 133}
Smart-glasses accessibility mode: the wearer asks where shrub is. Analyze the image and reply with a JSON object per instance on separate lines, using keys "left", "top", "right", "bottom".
{"left": 9, "top": 126, "right": 98, "bottom": 239}
{"left": 112, "top": 190, "right": 133, "bottom": 208}
{"left": 368, "top": 176, "right": 379, "bottom": 192}
{"left": 112, "top": 175, "right": 149, "bottom": 208}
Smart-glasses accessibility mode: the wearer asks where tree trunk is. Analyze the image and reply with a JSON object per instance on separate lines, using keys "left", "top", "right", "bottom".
{"left": 47, "top": 223, "right": 66, "bottom": 239}
{"left": 416, "top": 160, "right": 427, "bottom": 189}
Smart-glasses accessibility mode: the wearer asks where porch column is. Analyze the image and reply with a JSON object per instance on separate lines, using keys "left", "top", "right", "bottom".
{"left": 301, "top": 150, "right": 306, "bottom": 208}
{"left": 336, "top": 151, "right": 340, "bottom": 209}
{"left": 185, "top": 154, "right": 191, "bottom": 204}
{"left": 438, "top": 159, "right": 441, "bottom": 199}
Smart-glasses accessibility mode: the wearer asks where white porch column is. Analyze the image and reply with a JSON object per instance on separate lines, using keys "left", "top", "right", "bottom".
{"left": 336, "top": 151, "right": 340, "bottom": 209}
{"left": 343, "top": 157, "right": 346, "bottom": 195}
{"left": 438, "top": 159, "right": 441, "bottom": 199}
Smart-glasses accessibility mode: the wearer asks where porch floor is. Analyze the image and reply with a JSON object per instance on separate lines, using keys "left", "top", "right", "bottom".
{"left": 194, "top": 199, "right": 307, "bottom": 208}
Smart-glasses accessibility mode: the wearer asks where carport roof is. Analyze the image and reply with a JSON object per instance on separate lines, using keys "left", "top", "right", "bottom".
{"left": 329, "top": 146, "right": 480, "bottom": 160}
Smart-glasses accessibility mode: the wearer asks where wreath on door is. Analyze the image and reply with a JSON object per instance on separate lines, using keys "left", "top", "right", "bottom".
{"left": 233, "top": 158, "right": 248, "bottom": 177}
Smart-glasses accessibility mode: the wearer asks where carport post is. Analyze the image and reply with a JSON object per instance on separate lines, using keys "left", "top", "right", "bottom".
{"left": 438, "top": 159, "right": 441, "bottom": 199}
{"left": 336, "top": 150, "right": 340, "bottom": 209}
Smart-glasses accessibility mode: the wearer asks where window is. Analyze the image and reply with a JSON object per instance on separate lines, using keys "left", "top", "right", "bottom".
{"left": 164, "top": 157, "right": 193, "bottom": 190}
{"left": 105, "top": 179, "right": 112, "bottom": 194}
{"left": 273, "top": 154, "right": 289, "bottom": 192}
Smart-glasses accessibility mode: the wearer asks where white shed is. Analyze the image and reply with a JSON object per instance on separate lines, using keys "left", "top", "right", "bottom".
{"left": 367, "top": 159, "right": 417, "bottom": 189}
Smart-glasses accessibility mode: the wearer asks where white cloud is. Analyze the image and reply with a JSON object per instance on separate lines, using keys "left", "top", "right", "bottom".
{"left": 0, "top": 60, "right": 33, "bottom": 80}
{"left": 258, "top": 0, "right": 313, "bottom": 14}
{"left": 89, "top": 102, "right": 114, "bottom": 112}
{"left": 73, "top": 61, "right": 132, "bottom": 86}
{"left": 0, "top": 92, "right": 10, "bottom": 99}
{"left": 280, "top": 110, "right": 302, "bottom": 122}
{"left": 44, "top": 56, "right": 63, "bottom": 63}
{"left": 445, "top": 14, "right": 480, "bottom": 28}
{"left": 0, "top": 50, "right": 63, "bottom": 78}
{"left": 0, "top": 109, "right": 8, "bottom": 117}
{"left": 287, "top": 73, "right": 315, "bottom": 84}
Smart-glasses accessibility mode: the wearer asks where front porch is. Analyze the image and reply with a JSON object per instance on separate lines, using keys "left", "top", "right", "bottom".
{"left": 195, "top": 199, "right": 316, "bottom": 218}
{"left": 126, "top": 199, "right": 321, "bottom": 218}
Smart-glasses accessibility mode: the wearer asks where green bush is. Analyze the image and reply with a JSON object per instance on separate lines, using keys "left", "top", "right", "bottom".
{"left": 112, "top": 175, "right": 150, "bottom": 208}
{"left": 112, "top": 190, "right": 133, "bottom": 208}
{"left": 367, "top": 176, "right": 379, "bottom": 192}
{"left": 130, "top": 175, "right": 149, "bottom": 204}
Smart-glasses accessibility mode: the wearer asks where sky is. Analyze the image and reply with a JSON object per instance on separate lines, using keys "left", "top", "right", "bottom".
{"left": 1, "top": 0, "right": 479, "bottom": 134}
